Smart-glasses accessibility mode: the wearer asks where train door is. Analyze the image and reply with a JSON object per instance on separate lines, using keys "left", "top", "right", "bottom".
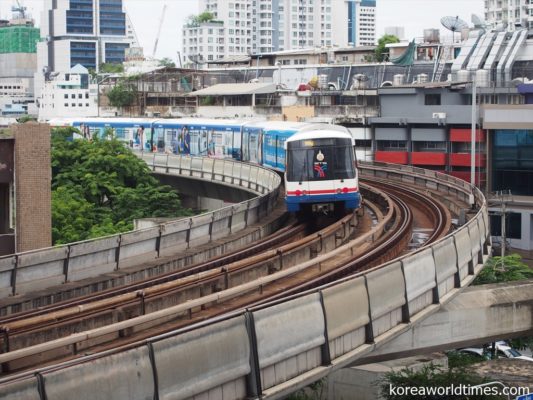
{"left": 244, "top": 127, "right": 263, "bottom": 164}
{"left": 262, "top": 131, "right": 276, "bottom": 169}
{"left": 232, "top": 127, "right": 242, "bottom": 160}
{"left": 188, "top": 126, "right": 200, "bottom": 155}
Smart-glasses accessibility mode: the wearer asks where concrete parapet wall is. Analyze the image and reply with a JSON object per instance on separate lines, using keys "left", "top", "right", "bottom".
{"left": 0, "top": 155, "right": 281, "bottom": 298}
{"left": 0, "top": 161, "right": 492, "bottom": 400}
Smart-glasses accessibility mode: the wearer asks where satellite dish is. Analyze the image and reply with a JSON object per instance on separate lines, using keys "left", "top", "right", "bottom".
{"left": 441, "top": 16, "right": 469, "bottom": 42}
{"left": 471, "top": 14, "right": 485, "bottom": 29}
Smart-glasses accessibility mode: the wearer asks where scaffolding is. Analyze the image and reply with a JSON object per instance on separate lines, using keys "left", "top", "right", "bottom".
{"left": 0, "top": 26, "right": 40, "bottom": 54}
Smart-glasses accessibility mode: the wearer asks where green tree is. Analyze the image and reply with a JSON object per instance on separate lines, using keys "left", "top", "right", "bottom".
{"left": 158, "top": 57, "right": 176, "bottom": 68}
{"left": 16, "top": 115, "right": 37, "bottom": 123}
{"left": 473, "top": 254, "right": 533, "bottom": 285}
{"left": 198, "top": 11, "right": 214, "bottom": 22}
{"left": 99, "top": 63, "right": 124, "bottom": 74}
{"left": 375, "top": 34, "right": 400, "bottom": 62}
{"left": 51, "top": 131, "right": 192, "bottom": 244}
{"left": 107, "top": 83, "right": 137, "bottom": 108}
{"left": 187, "top": 10, "right": 215, "bottom": 26}
{"left": 473, "top": 254, "right": 533, "bottom": 353}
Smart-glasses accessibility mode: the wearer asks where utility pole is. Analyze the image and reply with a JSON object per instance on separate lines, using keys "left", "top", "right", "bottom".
{"left": 495, "top": 190, "right": 511, "bottom": 270}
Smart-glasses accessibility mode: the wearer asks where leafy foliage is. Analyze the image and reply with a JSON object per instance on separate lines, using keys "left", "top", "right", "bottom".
{"left": 187, "top": 11, "right": 215, "bottom": 26}
{"left": 51, "top": 130, "right": 192, "bottom": 244}
{"left": 447, "top": 351, "right": 487, "bottom": 369}
{"left": 378, "top": 363, "right": 504, "bottom": 399}
{"left": 158, "top": 57, "right": 176, "bottom": 68}
{"left": 99, "top": 63, "right": 124, "bottom": 74}
{"left": 473, "top": 254, "right": 533, "bottom": 353}
{"left": 107, "top": 83, "right": 137, "bottom": 108}
{"left": 16, "top": 115, "right": 37, "bottom": 123}
{"left": 375, "top": 34, "right": 400, "bottom": 62}
{"left": 473, "top": 254, "right": 533, "bottom": 285}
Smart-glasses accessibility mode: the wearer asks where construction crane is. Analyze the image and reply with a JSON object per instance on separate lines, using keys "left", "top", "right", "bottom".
{"left": 152, "top": 4, "right": 167, "bottom": 58}
{"left": 11, "top": 0, "right": 27, "bottom": 20}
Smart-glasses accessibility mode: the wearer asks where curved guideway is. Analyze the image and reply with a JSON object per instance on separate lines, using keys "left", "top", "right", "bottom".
{"left": 0, "top": 161, "right": 491, "bottom": 400}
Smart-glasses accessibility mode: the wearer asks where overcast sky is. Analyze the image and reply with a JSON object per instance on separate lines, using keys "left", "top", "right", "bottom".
{"left": 1, "top": 0, "right": 484, "bottom": 63}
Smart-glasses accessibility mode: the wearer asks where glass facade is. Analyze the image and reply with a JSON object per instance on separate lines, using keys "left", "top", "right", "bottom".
{"left": 492, "top": 129, "right": 533, "bottom": 195}
{"left": 70, "top": 41, "right": 96, "bottom": 68}
{"left": 67, "top": 0, "right": 94, "bottom": 34}
{"left": 105, "top": 42, "right": 129, "bottom": 64}
{"left": 99, "top": 0, "right": 126, "bottom": 35}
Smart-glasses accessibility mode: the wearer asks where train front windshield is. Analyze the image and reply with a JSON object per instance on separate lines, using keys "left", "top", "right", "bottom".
{"left": 286, "top": 138, "right": 355, "bottom": 182}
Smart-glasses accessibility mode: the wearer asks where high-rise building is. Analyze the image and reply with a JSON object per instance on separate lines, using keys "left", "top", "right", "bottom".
{"left": 36, "top": 0, "right": 138, "bottom": 74}
{"left": 348, "top": 0, "right": 376, "bottom": 47}
{"left": 35, "top": 0, "right": 138, "bottom": 120}
{"left": 183, "top": 0, "right": 376, "bottom": 65}
{"left": 0, "top": 17, "right": 40, "bottom": 117}
{"left": 485, "top": 0, "right": 533, "bottom": 30}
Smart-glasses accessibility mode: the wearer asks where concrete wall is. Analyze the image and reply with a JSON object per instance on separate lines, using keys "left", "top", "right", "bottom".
{"left": 375, "top": 88, "right": 472, "bottom": 124}
{"left": 13, "top": 123, "right": 51, "bottom": 253}
{"left": 0, "top": 154, "right": 281, "bottom": 298}
{"left": 0, "top": 53, "right": 37, "bottom": 78}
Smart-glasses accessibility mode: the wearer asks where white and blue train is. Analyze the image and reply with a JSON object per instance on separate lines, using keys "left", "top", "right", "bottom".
{"left": 49, "top": 117, "right": 361, "bottom": 214}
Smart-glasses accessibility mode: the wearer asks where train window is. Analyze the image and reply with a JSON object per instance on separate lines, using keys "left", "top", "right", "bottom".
{"left": 287, "top": 139, "right": 355, "bottom": 181}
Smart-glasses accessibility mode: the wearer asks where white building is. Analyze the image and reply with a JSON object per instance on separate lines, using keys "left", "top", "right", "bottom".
{"left": 35, "top": 0, "right": 137, "bottom": 120}
{"left": 485, "top": 0, "right": 533, "bottom": 30}
{"left": 348, "top": 0, "right": 376, "bottom": 47}
{"left": 38, "top": 64, "right": 98, "bottom": 121}
{"left": 183, "top": 20, "right": 226, "bottom": 66}
{"left": 184, "top": 0, "right": 376, "bottom": 62}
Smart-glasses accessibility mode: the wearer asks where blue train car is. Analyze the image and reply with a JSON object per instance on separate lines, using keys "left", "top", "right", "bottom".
{"left": 154, "top": 118, "right": 245, "bottom": 158}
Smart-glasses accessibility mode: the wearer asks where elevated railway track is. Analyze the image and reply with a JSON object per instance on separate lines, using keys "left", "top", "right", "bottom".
{"left": 0, "top": 156, "right": 490, "bottom": 400}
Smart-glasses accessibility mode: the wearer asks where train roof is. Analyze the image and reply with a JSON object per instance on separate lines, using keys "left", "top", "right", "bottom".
{"left": 286, "top": 129, "right": 353, "bottom": 142}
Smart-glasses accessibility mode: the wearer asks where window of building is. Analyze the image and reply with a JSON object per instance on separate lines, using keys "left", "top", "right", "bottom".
{"left": 490, "top": 212, "right": 522, "bottom": 239}
{"left": 425, "top": 94, "right": 441, "bottom": 105}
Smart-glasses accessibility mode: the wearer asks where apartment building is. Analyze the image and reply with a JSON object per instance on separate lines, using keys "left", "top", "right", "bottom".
{"left": 183, "top": 0, "right": 376, "bottom": 65}
{"left": 485, "top": 0, "right": 533, "bottom": 30}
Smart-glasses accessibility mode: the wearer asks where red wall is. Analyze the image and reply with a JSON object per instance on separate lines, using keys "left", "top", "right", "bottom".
{"left": 450, "top": 153, "right": 486, "bottom": 167}
{"left": 450, "top": 128, "right": 485, "bottom": 142}
{"left": 411, "top": 152, "right": 446, "bottom": 166}
{"left": 375, "top": 151, "right": 409, "bottom": 164}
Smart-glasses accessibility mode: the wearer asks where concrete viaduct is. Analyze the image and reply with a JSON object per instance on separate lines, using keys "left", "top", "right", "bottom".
{"left": 0, "top": 153, "right": 531, "bottom": 400}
